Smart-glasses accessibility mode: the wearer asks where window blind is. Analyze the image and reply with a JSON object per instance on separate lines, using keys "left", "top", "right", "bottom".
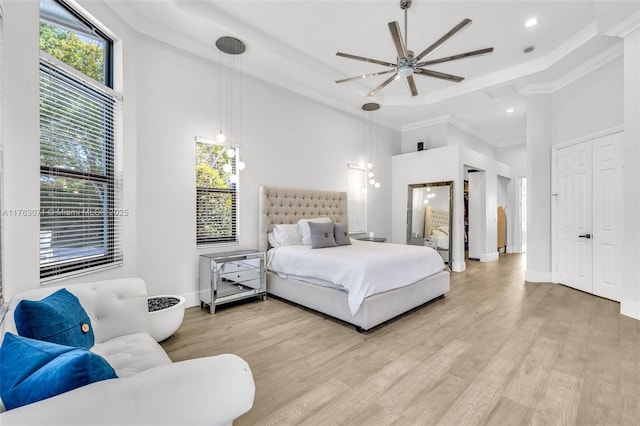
{"left": 0, "top": 7, "right": 4, "bottom": 304}
{"left": 347, "top": 165, "right": 367, "bottom": 234}
{"left": 39, "top": 58, "right": 123, "bottom": 281}
{"left": 195, "top": 138, "right": 239, "bottom": 245}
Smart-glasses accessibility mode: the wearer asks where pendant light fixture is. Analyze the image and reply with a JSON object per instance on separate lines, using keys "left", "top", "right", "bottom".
{"left": 216, "top": 36, "right": 246, "bottom": 182}
{"left": 362, "top": 102, "right": 381, "bottom": 189}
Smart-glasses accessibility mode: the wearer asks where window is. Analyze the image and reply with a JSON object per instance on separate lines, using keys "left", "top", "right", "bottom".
{"left": 0, "top": 3, "right": 4, "bottom": 304}
{"left": 195, "top": 137, "right": 239, "bottom": 245}
{"left": 39, "top": 0, "right": 122, "bottom": 280}
{"left": 347, "top": 165, "right": 367, "bottom": 234}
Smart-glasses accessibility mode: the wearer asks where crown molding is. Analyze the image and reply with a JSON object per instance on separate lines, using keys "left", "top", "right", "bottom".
{"left": 403, "top": 114, "right": 496, "bottom": 146}
{"left": 553, "top": 125, "right": 624, "bottom": 150}
{"left": 402, "top": 115, "right": 451, "bottom": 132}
{"left": 520, "top": 42, "right": 623, "bottom": 96}
{"left": 606, "top": 10, "right": 640, "bottom": 38}
{"left": 447, "top": 117, "right": 496, "bottom": 147}
{"left": 553, "top": 42, "right": 623, "bottom": 91}
{"left": 495, "top": 138, "right": 526, "bottom": 148}
{"left": 519, "top": 84, "right": 555, "bottom": 97}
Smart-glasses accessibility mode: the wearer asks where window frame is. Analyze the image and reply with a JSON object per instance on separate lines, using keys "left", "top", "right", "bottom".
{"left": 195, "top": 137, "right": 240, "bottom": 246}
{"left": 38, "top": 0, "right": 121, "bottom": 281}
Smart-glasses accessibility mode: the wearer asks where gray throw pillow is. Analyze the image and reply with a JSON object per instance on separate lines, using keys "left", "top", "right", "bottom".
{"left": 334, "top": 223, "right": 352, "bottom": 246}
{"left": 308, "top": 221, "right": 337, "bottom": 249}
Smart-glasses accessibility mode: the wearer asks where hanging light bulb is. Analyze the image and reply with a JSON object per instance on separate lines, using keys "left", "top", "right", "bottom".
{"left": 368, "top": 171, "right": 374, "bottom": 178}
{"left": 369, "top": 178, "right": 375, "bottom": 185}
{"left": 222, "top": 163, "right": 232, "bottom": 173}
{"left": 227, "top": 147, "right": 236, "bottom": 158}
{"left": 374, "top": 182, "right": 381, "bottom": 188}
{"left": 237, "top": 160, "right": 246, "bottom": 171}
{"left": 367, "top": 162, "right": 373, "bottom": 169}
{"left": 216, "top": 131, "right": 226, "bottom": 143}
{"left": 229, "top": 174, "right": 238, "bottom": 183}
{"left": 424, "top": 199, "right": 429, "bottom": 204}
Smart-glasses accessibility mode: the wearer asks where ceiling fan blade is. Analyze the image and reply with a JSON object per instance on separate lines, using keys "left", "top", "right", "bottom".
{"left": 406, "top": 75, "right": 418, "bottom": 97}
{"left": 416, "top": 47, "right": 494, "bottom": 67}
{"left": 335, "top": 69, "right": 396, "bottom": 84}
{"left": 388, "top": 21, "right": 407, "bottom": 60}
{"left": 413, "top": 18, "right": 473, "bottom": 63}
{"left": 367, "top": 73, "right": 399, "bottom": 97}
{"left": 336, "top": 52, "right": 396, "bottom": 68}
{"left": 415, "top": 68, "right": 465, "bottom": 82}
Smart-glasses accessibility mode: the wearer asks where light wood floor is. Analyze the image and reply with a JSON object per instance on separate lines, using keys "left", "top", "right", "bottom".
{"left": 162, "top": 254, "right": 640, "bottom": 425}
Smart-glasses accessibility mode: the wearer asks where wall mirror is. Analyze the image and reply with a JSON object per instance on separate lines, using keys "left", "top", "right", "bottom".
{"left": 406, "top": 181, "right": 453, "bottom": 264}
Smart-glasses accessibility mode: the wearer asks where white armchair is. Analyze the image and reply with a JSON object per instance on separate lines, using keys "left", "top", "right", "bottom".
{"left": 0, "top": 278, "right": 255, "bottom": 426}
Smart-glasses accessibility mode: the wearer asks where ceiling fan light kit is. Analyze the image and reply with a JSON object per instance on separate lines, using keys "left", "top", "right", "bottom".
{"left": 335, "top": 0, "right": 494, "bottom": 98}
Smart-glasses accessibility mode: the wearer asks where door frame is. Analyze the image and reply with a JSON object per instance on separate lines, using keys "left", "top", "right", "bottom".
{"left": 551, "top": 125, "right": 624, "bottom": 284}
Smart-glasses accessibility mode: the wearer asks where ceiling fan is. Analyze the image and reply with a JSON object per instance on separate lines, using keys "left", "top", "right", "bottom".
{"left": 335, "top": 0, "right": 494, "bottom": 97}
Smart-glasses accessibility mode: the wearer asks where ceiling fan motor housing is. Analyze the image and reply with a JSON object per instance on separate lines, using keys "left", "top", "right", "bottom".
{"left": 400, "top": 0, "right": 412, "bottom": 10}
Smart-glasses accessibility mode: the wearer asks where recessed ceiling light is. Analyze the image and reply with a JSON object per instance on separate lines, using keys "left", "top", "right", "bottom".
{"left": 525, "top": 17, "right": 539, "bottom": 28}
{"left": 506, "top": 108, "right": 515, "bottom": 113}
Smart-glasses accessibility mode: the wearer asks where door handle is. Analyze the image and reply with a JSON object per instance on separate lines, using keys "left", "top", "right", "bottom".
{"left": 578, "top": 233, "right": 591, "bottom": 239}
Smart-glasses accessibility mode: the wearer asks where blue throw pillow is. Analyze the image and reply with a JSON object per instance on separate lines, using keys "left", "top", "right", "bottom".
{"left": 0, "top": 333, "right": 117, "bottom": 410}
{"left": 14, "top": 288, "right": 95, "bottom": 349}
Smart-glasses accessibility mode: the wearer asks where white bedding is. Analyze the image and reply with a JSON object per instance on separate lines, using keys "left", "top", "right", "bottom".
{"left": 267, "top": 239, "right": 445, "bottom": 315}
{"left": 431, "top": 229, "right": 449, "bottom": 250}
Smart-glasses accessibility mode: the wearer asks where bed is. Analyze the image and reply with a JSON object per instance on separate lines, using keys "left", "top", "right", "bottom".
{"left": 259, "top": 185, "right": 450, "bottom": 331}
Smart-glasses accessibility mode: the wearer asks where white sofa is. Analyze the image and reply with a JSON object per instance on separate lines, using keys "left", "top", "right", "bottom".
{"left": 0, "top": 277, "right": 255, "bottom": 425}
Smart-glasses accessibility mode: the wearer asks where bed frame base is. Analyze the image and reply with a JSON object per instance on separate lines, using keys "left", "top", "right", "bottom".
{"left": 267, "top": 270, "right": 450, "bottom": 331}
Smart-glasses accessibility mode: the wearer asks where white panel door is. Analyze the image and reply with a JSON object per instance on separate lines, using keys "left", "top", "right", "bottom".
{"left": 592, "top": 133, "right": 623, "bottom": 301}
{"left": 556, "top": 141, "right": 593, "bottom": 293}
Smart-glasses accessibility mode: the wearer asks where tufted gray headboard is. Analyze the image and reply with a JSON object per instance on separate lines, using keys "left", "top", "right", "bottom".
{"left": 258, "top": 185, "right": 348, "bottom": 252}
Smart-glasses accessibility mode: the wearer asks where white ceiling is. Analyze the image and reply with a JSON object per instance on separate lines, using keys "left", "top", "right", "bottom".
{"left": 104, "top": 0, "right": 638, "bottom": 146}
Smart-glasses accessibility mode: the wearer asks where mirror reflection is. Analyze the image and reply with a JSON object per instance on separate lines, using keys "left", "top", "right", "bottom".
{"left": 407, "top": 182, "right": 453, "bottom": 264}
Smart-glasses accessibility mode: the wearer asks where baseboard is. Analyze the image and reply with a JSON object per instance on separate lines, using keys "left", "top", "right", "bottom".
{"left": 506, "top": 246, "right": 521, "bottom": 254}
{"left": 183, "top": 291, "right": 200, "bottom": 308}
{"left": 525, "top": 270, "right": 552, "bottom": 283}
{"left": 451, "top": 261, "right": 466, "bottom": 272}
{"left": 480, "top": 252, "right": 499, "bottom": 262}
{"left": 621, "top": 300, "right": 640, "bottom": 320}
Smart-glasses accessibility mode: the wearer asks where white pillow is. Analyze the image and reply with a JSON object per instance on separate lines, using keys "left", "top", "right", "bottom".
{"left": 297, "top": 217, "right": 331, "bottom": 246}
{"left": 267, "top": 232, "right": 280, "bottom": 248}
{"left": 272, "top": 224, "right": 302, "bottom": 246}
{"left": 431, "top": 229, "right": 447, "bottom": 238}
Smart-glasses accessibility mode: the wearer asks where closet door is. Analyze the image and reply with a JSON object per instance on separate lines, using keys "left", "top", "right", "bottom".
{"left": 592, "top": 133, "right": 623, "bottom": 301}
{"left": 556, "top": 141, "right": 593, "bottom": 294}
{"left": 553, "top": 132, "right": 623, "bottom": 302}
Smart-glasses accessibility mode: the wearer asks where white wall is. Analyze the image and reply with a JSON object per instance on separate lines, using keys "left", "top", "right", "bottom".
{"left": 0, "top": 1, "right": 400, "bottom": 304}
{"left": 467, "top": 171, "right": 485, "bottom": 260}
{"left": 392, "top": 145, "right": 512, "bottom": 272}
{"left": 448, "top": 123, "right": 497, "bottom": 159}
{"left": 552, "top": 57, "right": 624, "bottom": 145}
{"left": 135, "top": 34, "right": 399, "bottom": 304}
{"left": 495, "top": 144, "right": 526, "bottom": 178}
{"left": 621, "top": 28, "right": 640, "bottom": 319}
{"left": 400, "top": 121, "right": 447, "bottom": 153}
{"left": 460, "top": 147, "right": 511, "bottom": 262}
